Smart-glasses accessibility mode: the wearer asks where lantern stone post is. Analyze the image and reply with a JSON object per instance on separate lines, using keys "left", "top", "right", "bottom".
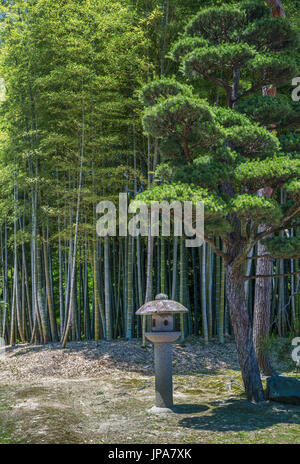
{"left": 136, "top": 294, "right": 189, "bottom": 412}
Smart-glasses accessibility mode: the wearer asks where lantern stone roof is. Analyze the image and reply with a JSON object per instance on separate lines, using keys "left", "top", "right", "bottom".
{"left": 136, "top": 294, "right": 188, "bottom": 316}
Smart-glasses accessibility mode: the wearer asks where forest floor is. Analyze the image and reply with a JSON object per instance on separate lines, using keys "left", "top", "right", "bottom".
{"left": 0, "top": 337, "right": 299, "bottom": 444}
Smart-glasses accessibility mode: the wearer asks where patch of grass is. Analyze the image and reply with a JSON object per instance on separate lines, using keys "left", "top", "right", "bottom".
{"left": 184, "top": 389, "right": 206, "bottom": 395}
{"left": 117, "top": 378, "right": 149, "bottom": 388}
{"left": 0, "top": 428, "right": 13, "bottom": 444}
{"left": 0, "top": 393, "right": 15, "bottom": 444}
{"left": 1, "top": 339, "right": 300, "bottom": 444}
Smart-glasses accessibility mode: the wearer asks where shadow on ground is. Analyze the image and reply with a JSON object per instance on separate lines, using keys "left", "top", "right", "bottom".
{"left": 172, "top": 404, "right": 209, "bottom": 414}
{"left": 178, "top": 398, "right": 300, "bottom": 432}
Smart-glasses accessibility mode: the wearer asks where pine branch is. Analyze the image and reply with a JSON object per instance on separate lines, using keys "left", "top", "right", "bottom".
{"left": 246, "top": 255, "right": 273, "bottom": 260}
{"left": 237, "top": 83, "right": 267, "bottom": 102}
{"left": 204, "top": 236, "right": 228, "bottom": 261}
{"left": 245, "top": 271, "right": 300, "bottom": 280}
{"left": 255, "top": 214, "right": 300, "bottom": 241}
{"left": 203, "top": 73, "right": 232, "bottom": 93}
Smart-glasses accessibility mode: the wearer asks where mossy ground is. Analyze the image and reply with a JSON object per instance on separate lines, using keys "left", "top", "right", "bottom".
{"left": 0, "top": 338, "right": 299, "bottom": 444}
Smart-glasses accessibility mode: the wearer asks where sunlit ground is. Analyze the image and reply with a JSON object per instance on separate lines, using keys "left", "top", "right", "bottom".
{"left": 0, "top": 338, "right": 299, "bottom": 444}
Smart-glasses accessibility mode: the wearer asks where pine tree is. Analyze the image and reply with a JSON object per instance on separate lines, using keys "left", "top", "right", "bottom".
{"left": 138, "top": 1, "right": 299, "bottom": 401}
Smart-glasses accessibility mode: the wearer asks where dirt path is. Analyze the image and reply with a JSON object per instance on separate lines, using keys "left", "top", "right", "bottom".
{"left": 0, "top": 339, "right": 299, "bottom": 444}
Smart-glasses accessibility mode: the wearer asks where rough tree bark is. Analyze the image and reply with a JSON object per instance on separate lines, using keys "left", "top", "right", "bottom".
{"left": 265, "top": 0, "right": 285, "bottom": 18}
{"left": 253, "top": 222, "right": 275, "bottom": 376}
{"left": 253, "top": 0, "right": 285, "bottom": 375}
{"left": 226, "top": 264, "right": 265, "bottom": 402}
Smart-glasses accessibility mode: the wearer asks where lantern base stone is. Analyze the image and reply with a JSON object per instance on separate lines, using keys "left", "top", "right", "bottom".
{"left": 148, "top": 406, "right": 174, "bottom": 415}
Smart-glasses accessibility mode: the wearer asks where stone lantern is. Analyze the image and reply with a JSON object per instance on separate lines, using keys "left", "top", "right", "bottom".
{"left": 136, "top": 293, "right": 189, "bottom": 412}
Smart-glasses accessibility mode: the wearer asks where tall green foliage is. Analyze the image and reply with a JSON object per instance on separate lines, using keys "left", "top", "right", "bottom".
{"left": 138, "top": 2, "right": 299, "bottom": 401}
{"left": 0, "top": 1, "right": 298, "bottom": 402}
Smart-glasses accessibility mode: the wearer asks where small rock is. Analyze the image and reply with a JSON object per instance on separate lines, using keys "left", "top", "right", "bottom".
{"left": 266, "top": 375, "right": 300, "bottom": 405}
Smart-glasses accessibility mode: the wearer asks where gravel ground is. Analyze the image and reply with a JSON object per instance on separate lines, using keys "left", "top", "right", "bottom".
{"left": 0, "top": 338, "right": 299, "bottom": 444}
{"left": 0, "top": 337, "right": 240, "bottom": 382}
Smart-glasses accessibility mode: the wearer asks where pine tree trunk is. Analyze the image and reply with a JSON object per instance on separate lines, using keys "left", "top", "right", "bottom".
{"left": 252, "top": 0, "right": 286, "bottom": 373}
{"left": 226, "top": 264, "right": 264, "bottom": 402}
{"left": 253, "top": 236, "right": 275, "bottom": 375}
{"left": 265, "top": 0, "right": 285, "bottom": 17}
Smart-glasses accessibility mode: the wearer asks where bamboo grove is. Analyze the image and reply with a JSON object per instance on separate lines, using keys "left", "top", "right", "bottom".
{"left": 0, "top": 0, "right": 299, "bottom": 351}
